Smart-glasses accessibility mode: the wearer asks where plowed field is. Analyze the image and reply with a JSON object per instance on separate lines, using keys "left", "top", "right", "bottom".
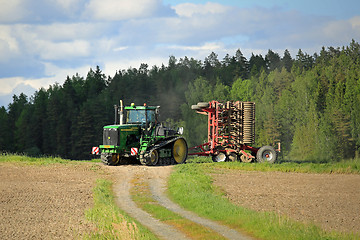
{"left": 212, "top": 170, "right": 360, "bottom": 234}
{"left": 0, "top": 163, "right": 103, "bottom": 239}
{"left": 1, "top": 162, "right": 359, "bottom": 239}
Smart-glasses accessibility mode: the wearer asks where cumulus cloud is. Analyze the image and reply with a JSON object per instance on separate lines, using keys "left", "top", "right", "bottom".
{"left": 0, "top": 77, "right": 24, "bottom": 95}
{"left": 321, "top": 16, "right": 360, "bottom": 44}
{"left": 29, "top": 22, "right": 105, "bottom": 41}
{"left": 173, "top": 2, "right": 231, "bottom": 17}
{"left": 36, "top": 40, "right": 90, "bottom": 60}
{"left": 84, "top": 0, "right": 174, "bottom": 21}
{"left": 0, "top": 0, "right": 27, "bottom": 23}
{"left": 0, "top": 0, "right": 360, "bottom": 107}
{"left": 0, "top": 62, "right": 92, "bottom": 96}
{"left": 0, "top": 26, "right": 20, "bottom": 61}
{"left": 168, "top": 42, "right": 223, "bottom": 52}
{"left": 54, "top": 0, "right": 85, "bottom": 11}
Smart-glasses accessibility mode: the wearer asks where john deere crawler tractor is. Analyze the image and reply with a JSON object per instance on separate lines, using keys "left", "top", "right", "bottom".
{"left": 99, "top": 101, "right": 188, "bottom": 166}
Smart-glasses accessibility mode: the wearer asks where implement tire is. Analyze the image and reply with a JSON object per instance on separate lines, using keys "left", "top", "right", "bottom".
{"left": 256, "top": 146, "right": 277, "bottom": 163}
{"left": 197, "top": 102, "right": 210, "bottom": 108}
{"left": 191, "top": 105, "right": 201, "bottom": 110}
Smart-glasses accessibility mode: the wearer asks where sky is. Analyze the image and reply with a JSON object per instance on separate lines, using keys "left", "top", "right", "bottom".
{"left": 1, "top": 0, "right": 359, "bottom": 108}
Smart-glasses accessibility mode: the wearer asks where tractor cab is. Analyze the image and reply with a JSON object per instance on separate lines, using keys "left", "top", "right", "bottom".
{"left": 125, "top": 103, "right": 158, "bottom": 126}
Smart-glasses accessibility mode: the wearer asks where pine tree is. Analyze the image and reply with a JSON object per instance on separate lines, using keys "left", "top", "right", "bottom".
{"left": 282, "top": 49, "right": 293, "bottom": 72}
{"left": 265, "top": 49, "right": 281, "bottom": 72}
{"left": 0, "top": 107, "right": 10, "bottom": 151}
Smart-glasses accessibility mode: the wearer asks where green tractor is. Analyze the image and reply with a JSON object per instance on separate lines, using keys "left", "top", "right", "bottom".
{"left": 99, "top": 101, "right": 188, "bottom": 166}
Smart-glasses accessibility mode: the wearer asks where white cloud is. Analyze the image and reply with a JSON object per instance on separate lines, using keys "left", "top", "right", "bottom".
{"left": 55, "top": 0, "right": 84, "bottom": 11}
{"left": 103, "top": 56, "right": 168, "bottom": 74}
{"left": 41, "top": 62, "right": 91, "bottom": 82}
{"left": 9, "top": 24, "right": 93, "bottom": 61}
{"left": 0, "top": 0, "right": 27, "bottom": 23}
{"left": 113, "top": 46, "right": 128, "bottom": 52}
{"left": 30, "top": 22, "right": 104, "bottom": 41}
{"left": 1, "top": 0, "right": 360, "bottom": 108}
{"left": 0, "top": 77, "right": 24, "bottom": 95}
{"left": 0, "top": 25, "right": 20, "bottom": 61}
{"left": 31, "top": 39, "right": 90, "bottom": 60}
{"left": 0, "top": 62, "right": 92, "bottom": 96}
{"left": 84, "top": 0, "right": 163, "bottom": 21}
{"left": 173, "top": 2, "right": 230, "bottom": 17}
{"left": 350, "top": 16, "right": 360, "bottom": 29}
{"left": 168, "top": 42, "right": 223, "bottom": 52}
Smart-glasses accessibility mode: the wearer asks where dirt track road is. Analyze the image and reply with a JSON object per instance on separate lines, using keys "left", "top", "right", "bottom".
{"left": 109, "top": 165, "right": 250, "bottom": 240}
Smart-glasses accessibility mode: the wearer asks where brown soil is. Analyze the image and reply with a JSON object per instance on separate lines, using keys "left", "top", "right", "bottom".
{"left": 211, "top": 170, "right": 360, "bottom": 234}
{"left": 2, "top": 161, "right": 359, "bottom": 239}
{"left": 0, "top": 162, "right": 104, "bottom": 239}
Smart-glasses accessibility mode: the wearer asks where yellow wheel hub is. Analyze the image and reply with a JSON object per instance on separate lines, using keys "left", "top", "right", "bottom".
{"left": 173, "top": 138, "right": 188, "bottom": 164}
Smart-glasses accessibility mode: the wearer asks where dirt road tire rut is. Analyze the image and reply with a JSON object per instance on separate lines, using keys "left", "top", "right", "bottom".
{"left": 111, "top": 166, "right": 189, "bottom": 240}
{"left": 111, "top": 165, "right": 251, "bottom": 240}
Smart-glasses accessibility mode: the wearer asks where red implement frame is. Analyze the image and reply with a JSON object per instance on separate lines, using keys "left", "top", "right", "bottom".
{"left": 189, "top": 100, "right": 259, "bottom": 158}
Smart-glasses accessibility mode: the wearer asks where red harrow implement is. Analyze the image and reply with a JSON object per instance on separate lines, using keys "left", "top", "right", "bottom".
{"left": 189, "top": 100, "right": 278, "bottom": 163}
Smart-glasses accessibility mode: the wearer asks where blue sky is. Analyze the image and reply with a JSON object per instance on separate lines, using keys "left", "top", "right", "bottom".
{"left": 1, "top": 0, "right": 359, "bottom": 107}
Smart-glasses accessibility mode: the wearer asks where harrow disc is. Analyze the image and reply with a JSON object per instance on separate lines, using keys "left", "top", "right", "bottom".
{"left": 240, "top": 154, "right": 252, "bottom": 163}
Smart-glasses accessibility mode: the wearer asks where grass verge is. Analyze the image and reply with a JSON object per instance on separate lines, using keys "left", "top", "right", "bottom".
{"left": 0, "top": 153, "right": 102, "bottom": 166}
{"left": 187, "top": 157, "right": 360, "bottom": 174}
{"left": 0, "top": 153, "right": 72, "bottom": 165}
{"left": 168, "top": 163, "right": 359, "bottom": 240}
{"left": 130, "top": 175, "right": 227, "bottom": 240}
{"left": 85, "top": 179, "right": 158, "bottom": 240}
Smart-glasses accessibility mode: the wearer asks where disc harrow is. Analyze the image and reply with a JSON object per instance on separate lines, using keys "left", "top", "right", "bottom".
{"left": 189, "top": 100, "right": 278, "bottom": 163}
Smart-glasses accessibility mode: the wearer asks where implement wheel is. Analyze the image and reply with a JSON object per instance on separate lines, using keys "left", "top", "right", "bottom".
{"left": 197, "top": 102, "right": 210, "bottom": 108}
{"left": 191, "top": 105, "right": 201, "bottom": 110}
{"left": 172, "top": 138, "right": 188, "bottom": 164}
{"left": 212, "top": 152, "right": 226, "bottom": 162}
{"left": 256, "top": 146, "right": 277, "bottom": 163}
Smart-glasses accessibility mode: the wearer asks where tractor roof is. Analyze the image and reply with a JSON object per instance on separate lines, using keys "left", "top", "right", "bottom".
{"left": 125, "top": 104, "right": 157, "bottom": 110}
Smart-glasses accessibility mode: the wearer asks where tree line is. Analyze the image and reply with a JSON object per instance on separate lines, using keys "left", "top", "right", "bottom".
{"left": 0, "top": 40, "right": 359, "bottom": 160}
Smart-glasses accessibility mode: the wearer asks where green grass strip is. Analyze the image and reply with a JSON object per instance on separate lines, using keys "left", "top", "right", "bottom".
{"left": 85, "top": 179, "right": 158, "bottom": 240}
{"left": 0, "top": 153, "right": 73, "bottom": 165}
{"left": 187, "top": 157, "right": 360, "bottom": 174}
{"left": 0, "top": 153, "right": 102, "bottom": 166}
{"left": 130, "top": 176, "right": 227, "bottom": 240}
{"left": 168, "top": 163, "right": 359, "bottom": 240}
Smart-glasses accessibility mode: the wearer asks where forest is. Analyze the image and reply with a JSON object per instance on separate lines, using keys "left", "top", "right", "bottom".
{"left": 0, "top": 40, "right": 359, "bottom": 161}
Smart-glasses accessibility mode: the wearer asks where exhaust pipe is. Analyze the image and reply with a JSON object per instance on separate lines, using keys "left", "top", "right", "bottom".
{"left": 119, "top": 100, "right": 124, "bottom": 125}
{"left": 114, "top": 105, "right": 118, "bottom": 124}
